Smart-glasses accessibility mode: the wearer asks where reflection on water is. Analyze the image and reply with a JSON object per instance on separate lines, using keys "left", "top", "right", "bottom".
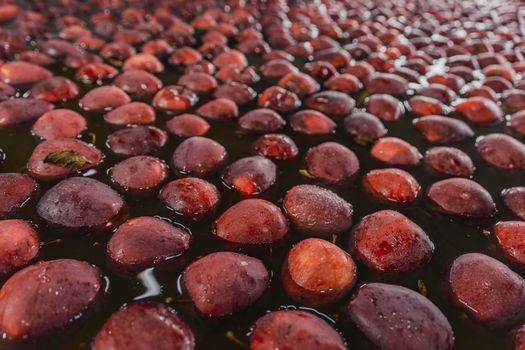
{"left": 134, "top": 268, "right": 162, "bottom": 300}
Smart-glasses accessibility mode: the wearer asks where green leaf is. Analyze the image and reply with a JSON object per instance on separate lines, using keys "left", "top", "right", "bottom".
{"left": 44, "top": 150, "right": 91, "bottom": 171}
{"left": 354, "top": 136, "right": 373, "bottom": 146}
{"left": 417, "top": 279, "right": 428, "bottom": 296}
{"left": 225, "top": 331, "right": 248, "bottom": 349}
{"left": 356, "top": 90, "right": 371, "bottom": 107}
{"left": 88, "top": 132, "right": 97, "bottom": 144}
{"left": 108, "top": 59, "right": 122, "bottom": 67}
{"left": 299, "top": 169, "right": 316, "bottom": 179}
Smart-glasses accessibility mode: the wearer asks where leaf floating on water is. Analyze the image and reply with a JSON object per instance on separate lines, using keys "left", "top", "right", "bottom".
{"left": 458, "top": 312, "right": 469, "bottom": 320}
{"left": 43, "top": 238, "right": 62, "bottom": 246}
{"left": 354, "top": 136, "right": 373, "bottom": 146}
{"left": 226, "top": 331, "right": 249, "bottom": 349}
{"left": 88, "top": 132, "right": 97, "bottom": 144}
{"left": 109, "top": 59, "right": 123, "bottom": 67}
{"left": 161, "top": 297, "right": 192, "bottom": 304}
{"left": 44, "top": 150, "right": 91, "bottom": 171}
{"left": 417, "top": 279, "right": 428, "bottom": 296}
{"left": 356, "top": 90, "right": 371, "bottom": 107}
{"left": 299, "top": 169, "right": 316, "bottom": 179}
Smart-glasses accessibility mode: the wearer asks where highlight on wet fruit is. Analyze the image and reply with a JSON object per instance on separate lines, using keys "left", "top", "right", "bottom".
{"left": 282, "top": 238, "right": 357, "bottom": 307}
